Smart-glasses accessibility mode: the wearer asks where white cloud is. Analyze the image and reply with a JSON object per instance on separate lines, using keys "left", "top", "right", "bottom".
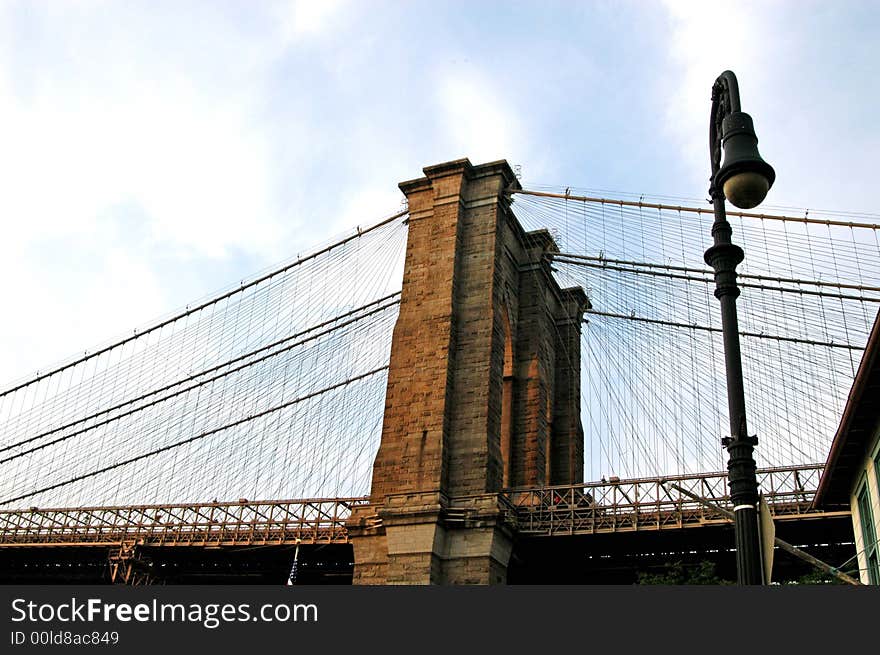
{"left": 276, "top": 0, "right": 347, "bottom": 43}
{"left": 436, "top": 69, "right": 526, "bottom": 166}
{"left": 0, "top": 79, "right": 279, "bottom": 258}
{"left": 0, "top": 0, "right": 407, "bottom": 384}
{"left": 659, "top": 0, "right": 772, "bottom": 192}
{"left": 659, "top": 1, "right": 878, "bottom": 214}
{"left": 0, "top": 3, "right": 295, "bottom": 382}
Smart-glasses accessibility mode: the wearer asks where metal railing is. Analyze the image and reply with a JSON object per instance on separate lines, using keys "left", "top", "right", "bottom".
{"left": 0, "top": 465, "right": 847, "bottom": 546}
{"left": 0, "top": 497, "right": 369, "bottom": 547}
{"left": 506, "top": 464, "right": 845, "bottom": 536}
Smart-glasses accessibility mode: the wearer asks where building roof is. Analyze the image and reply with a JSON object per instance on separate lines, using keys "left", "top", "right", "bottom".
{"left": 813, "top": 308, "right": 880, "bottom": 509}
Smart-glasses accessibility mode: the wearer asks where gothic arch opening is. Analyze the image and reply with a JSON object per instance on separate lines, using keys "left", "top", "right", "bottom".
{"left": 500, "top": 306, "right": 514, "bottom": 488}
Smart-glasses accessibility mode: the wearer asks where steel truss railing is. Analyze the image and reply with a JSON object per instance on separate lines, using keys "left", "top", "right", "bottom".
{"left": 0, "top": 465, "right": 847, "bottom": 547}
{"left": 0, "top": 497, "right": 369, "bottom": 547}
{"left": 506, "top": 464, "right": 847, "bottom": 536}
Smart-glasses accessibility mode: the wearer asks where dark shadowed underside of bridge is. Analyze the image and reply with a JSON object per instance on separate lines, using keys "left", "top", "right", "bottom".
{"left": 1, "top": 159, "right": 877, "bottom": 583}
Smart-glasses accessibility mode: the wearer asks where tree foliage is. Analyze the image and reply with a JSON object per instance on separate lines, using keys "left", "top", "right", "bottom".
{"left": 637, "top": 560, "right": 733, "bottom": 585}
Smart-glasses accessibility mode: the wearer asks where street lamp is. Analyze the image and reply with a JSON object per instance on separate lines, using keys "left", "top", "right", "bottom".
{"left": 705, "top": 70, "right": 775, "bottom": 585}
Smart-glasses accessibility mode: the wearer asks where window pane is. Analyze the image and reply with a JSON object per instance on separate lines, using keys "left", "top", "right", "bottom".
{"left": 875, "top": 448, "right": 880, "bottom": 504}
{"left": 857, "top": 484, "right": 879, "bottom": 584}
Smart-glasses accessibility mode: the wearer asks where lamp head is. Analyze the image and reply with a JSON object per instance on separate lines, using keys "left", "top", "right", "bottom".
{"left": 715, "top": 111, "right": 775, "bottom": 209}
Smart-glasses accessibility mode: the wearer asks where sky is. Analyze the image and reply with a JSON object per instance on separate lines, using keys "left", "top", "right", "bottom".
{"left": 1, "top": 0, "right": 879, "bottom": 385}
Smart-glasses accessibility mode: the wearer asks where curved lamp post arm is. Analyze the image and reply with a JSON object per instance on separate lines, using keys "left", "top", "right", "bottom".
{"left": 709, "top": 71, "right": 774, "bottom": 210}
{"left": 709, "top": 70, "right": 742, "bottom": 187}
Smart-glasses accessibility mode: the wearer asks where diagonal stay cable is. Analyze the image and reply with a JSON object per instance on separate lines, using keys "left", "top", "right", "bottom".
{"left": 512, "top": 189, "right": 880, "bottom": 229}
{"left": 0, "top": 210, "right": 407, "bottom": 399}
{"left": 0, "top": 293, "right": 399, "bottom": 452}
{"left": 549, "top": 252, "right": 880, "bottom": 294}
{"left": 0, "top": 365, "right": 390, "bottom": 506}
{"left": 0, "top": 299, "right": 400, "bottom": 462}
{"left": 584, "top": 310, "right": 864, "bottom": 350}
{"left": 553, "top": 257, "right": 880, "bottom": 304}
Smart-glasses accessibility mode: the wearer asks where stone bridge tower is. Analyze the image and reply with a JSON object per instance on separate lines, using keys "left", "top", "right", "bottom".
{"left": 347, "top": 158, "right": 589, "bottom": 584}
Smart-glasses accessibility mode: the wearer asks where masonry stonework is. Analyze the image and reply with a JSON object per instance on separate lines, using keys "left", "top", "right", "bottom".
{"left": 346, "top": 159, "right": 588, "bottom": 584}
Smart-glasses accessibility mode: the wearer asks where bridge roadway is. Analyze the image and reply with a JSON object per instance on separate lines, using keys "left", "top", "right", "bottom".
{"left": 0, "top": 464, "right": 845, "bottom": 550}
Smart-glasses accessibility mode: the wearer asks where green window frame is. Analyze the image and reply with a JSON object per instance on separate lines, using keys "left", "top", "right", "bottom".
{"left": 856, "top": 478, "right": 879, "bottom": 584}
{"left": 874, "top": 444, "right": 880, "bottom": 509}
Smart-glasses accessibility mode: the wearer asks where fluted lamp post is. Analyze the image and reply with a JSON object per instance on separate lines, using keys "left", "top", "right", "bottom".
{"left": 705, "top": 70, "right": 775, "bottom": 585}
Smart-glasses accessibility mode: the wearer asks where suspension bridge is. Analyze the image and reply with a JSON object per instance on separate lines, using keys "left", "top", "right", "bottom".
{"left": 0, "top": 158, "right": 875, "bottom": 584}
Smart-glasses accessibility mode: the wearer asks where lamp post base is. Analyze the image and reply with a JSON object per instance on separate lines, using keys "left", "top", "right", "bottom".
{"left": 725, "top": 435, "right": 763, "bottom": 585}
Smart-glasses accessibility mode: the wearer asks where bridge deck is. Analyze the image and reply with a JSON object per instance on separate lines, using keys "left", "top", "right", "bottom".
{"left": 0, "top": 464, "right": 845, "bottom": 548}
